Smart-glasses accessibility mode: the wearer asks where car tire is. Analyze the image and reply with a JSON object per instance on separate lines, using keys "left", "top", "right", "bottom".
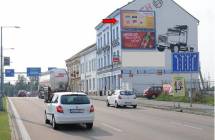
{"left": 44, "top": 112, "right": 49, "bottom": 124}
{"left": 152, "top": 95, "right": 156, "bottom": 99}
{"left": 86, "top": 123, "right": 93, "bottom": 129}
{"left": 115, "top": 101, "right": 119, "bottom": 108}
{"left": 52, "top": 116, "right": 58, "bottom": 130}
{"left": 157, "top": 45, "right": 165, "bottom": 52}
{"left": 106, "top": 100, "right": 110, "bottom": 107}
{"left": 171, "top": 45, "right": 179, "bottom": 53}
{"left": 133, "top": 105, "right": 137, "bottom": 108}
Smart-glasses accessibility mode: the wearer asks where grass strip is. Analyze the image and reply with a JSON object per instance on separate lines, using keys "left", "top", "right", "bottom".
{"left": 0, "top": 97, "right": 11, "bottom": 140}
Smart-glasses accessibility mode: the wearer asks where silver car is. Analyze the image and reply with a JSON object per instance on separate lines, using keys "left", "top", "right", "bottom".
{"left": 107, "top": 90, "right": 137, "bottom": 108}
{"left": 45, "top": 92, "right": 95, "bottom": 129}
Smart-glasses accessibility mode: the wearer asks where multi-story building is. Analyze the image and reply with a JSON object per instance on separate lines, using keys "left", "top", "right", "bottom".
{"left": 65, "top": 53, "right": 81, "bottom": 91}
{"left": 80, "top": 44, "right": 97, "bottom": 94}
{"left": 95, "top": 0, "right": 199, "bottom": 95}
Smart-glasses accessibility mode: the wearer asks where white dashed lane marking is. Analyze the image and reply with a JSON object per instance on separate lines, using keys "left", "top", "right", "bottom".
{"left": 101, "top": 123, "right": 123, "bottom": 132}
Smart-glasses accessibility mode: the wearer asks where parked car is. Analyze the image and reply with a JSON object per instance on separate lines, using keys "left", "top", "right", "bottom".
{"left": 17, "top": 90, "right": 27, "bottom": 97}
{"left": 106, "top": 90, "right": 137, "bottom": 108}
{"left": 38, "top": 91, "right": 45, "bottom": 99}
{"left": 44, "top": 92, "right": 94, "bottom": 130}
{"left": 143, "top": 86, "right": 163, "bottom": 99}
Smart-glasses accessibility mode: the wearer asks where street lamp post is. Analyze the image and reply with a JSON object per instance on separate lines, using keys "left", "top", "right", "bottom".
{"left": 0, "top": 26, "right": 20, "bottom": 111}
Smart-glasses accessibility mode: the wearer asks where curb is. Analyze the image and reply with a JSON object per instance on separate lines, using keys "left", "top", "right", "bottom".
{"left": 7, "top": 97, "right": 20, "bottom": 140}
{"left": 7, "top": 98, "right": 31, "bottom": 140}
{"left": 90, "top": 96, "right": 214, "bottom": 117}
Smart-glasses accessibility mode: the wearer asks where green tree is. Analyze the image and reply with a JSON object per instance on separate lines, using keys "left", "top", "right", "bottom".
{"left": 14, "top": 75, "right": 28, "bottom": 96}
{"left": 4, "top": 83, "right": 15, "bottom": 97}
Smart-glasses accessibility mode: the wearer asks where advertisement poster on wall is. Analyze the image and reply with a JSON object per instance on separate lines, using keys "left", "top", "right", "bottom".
{"left": 122, "top": 31, "right": 155, "bottom": 49}
{"left": 121, "top": 10, "right": 155, "bottom": 29}
{"left": 173, "top": 76, "right": 186, "bottom": 97}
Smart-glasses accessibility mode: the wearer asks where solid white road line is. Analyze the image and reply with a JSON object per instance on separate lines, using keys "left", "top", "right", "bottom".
{"left": 8, "top": 98, "right": 31, "bottom": 140}
{"left": 170, "top": 121, "right": 202, "bottom": 130}
{"left": 101, "top": 123, "right": 123, "bottom": 132}
{"left": 183, "top": 124, "right": 203, "bottom": 130}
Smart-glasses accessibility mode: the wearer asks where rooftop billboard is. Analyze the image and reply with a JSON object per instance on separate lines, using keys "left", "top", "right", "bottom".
{"left": 121, "top": 10, "right": 155, "bottom": 29}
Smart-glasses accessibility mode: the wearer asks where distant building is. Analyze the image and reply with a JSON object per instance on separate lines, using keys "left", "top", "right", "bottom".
{"left": 80, "top": 44, "right": 97, "bottom": 94}
{"left": 95, "top": 0, "right": 199, "bottom": 95}
{"left": 65, "top": 53, "right": 81, "bottom": 92}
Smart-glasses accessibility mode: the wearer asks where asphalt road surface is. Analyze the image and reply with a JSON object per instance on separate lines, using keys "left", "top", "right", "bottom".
{"left": 9, "top": 97, "right": 214, "bottom": 140}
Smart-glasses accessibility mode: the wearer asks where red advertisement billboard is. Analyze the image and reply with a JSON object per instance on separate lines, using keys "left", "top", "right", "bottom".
{"left": 122, "top": 31, "right": 155, "bottom": 49}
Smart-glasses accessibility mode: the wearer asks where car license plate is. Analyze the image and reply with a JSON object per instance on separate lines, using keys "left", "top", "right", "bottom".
{"left": 125, "top": 102, "right": 131, "bottom": 105}
{"left": 70, "top": 109, "right": 84, "bottom": 113}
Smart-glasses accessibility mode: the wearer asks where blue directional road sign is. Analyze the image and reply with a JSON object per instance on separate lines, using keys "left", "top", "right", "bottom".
{"left": 172, "top": 52, "right": 199, "bottom": 72}
{"left": 27, "top": 67, "right": 41, "bottom": 77}
{"left": 48, "top": 67, "right": 56, "bottom": 71}
{"left": 5, "top": 69, "right": 15, "bottom": 77}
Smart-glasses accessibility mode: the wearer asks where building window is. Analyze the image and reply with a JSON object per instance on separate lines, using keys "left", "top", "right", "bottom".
{"left": 116, "top": 26, "right": 119, "bottom": 39}
{"left": 104, "top": 55, "right": 106, "bottom": 66}
{"left": 98, "top": 59, "right": 100, "bottom": 69}
{"left": 100, "top": 37, "right": 102, "bottom": 48}
{"left": 86, "top": 62, "right": 88, "bottom": 72}
{"left": 89, "top": 79, "right": 91, "bottom": 90}
{"left": 113, "top": 52, "right": 116, "bottom": 57}
{"left": 104, "top": 34, "right": 106, "bottom": 46}
{"left": 93, "top": 78, "right": 95, "bottom": 90}
{"left": 107, "top": 53, "right": 110, "bottom": 65}
{"left": 117, "top": 50, "right": 119, "bottom": 57}
{"left": 107, "top": 32, "right": 109, "bottom": 45}
{"left": 97, "top": 39, "right": 99, "bottom": 49}
{"left": 88, "top": 61, "right": 91, "bottom": 72}
{"left": 95, "top": 59, "right": 97, "bottom": 70}
{"left": 112, "top": 28, "right": 115, "bottom": 40}
{"left": 101, "top": 58, "right": 103, "bottom": 68}
{"left": 91, "top": 60, "right": 93, "bottom": 71}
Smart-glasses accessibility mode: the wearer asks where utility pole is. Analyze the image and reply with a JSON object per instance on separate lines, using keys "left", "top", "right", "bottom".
{"left": 0, "top": 26, "right": 20, "bottom": 111}
{"left": 0, "top": 27, "right": 3, "bottom": 111}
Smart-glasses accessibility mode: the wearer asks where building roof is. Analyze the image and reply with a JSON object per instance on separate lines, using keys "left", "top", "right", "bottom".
{"left": 95, "top": 0, "right": 199, "bottom": 30}
{"left": 95, "top": 1, "right": 136, "bottom": 30}
{"left": 65, "top": 43, "right": 96, "bottom": 63}
{"left": 170, "top": 0, "right": 199, "bottom": 23}
{"left": 79, "top": 43, "right": 96, "bottom": 55}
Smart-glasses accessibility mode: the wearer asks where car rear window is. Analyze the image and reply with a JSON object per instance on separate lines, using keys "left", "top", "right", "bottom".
{"left": 120, "top": 91, "right": 134, "bottom": 95}
{"left": 61, "top": 95, "right": 90, "bottom": 104}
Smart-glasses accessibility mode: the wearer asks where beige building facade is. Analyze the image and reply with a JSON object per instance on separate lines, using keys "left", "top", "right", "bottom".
{"left": 65, "top": 53, "right": 81, "bottom": 92}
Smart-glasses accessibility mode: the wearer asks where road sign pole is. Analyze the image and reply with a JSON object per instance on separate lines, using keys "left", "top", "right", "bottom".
{"left": 0, "top": 27, "right": 3, "bottom": 111}
{"left": 190, "top": 73, "right": 193, "bottom": 107}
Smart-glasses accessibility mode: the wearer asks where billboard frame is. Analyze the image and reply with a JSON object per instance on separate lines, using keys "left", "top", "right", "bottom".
{"left": 120, "top": 10, "right": 156, "bottom": 50}
{"left": 120, "top": 10, "right": 156, "bottom": 30}
{"left": 121, "top": 30, "right": 156, "bottom": 49}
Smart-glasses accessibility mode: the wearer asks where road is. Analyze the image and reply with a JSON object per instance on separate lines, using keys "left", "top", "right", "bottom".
{"left": 9, "top": 97, "right": 214, "bottom": 140}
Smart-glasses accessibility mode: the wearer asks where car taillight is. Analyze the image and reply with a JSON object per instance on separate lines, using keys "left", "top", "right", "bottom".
{"left": 118, "top": 95, "right": 122, "bottom": 99}
{"left": 56, "top": 105, "right": 64, "bottom": 113}
{"left": 90, "top": 105, "right": 94, "bottom": 112}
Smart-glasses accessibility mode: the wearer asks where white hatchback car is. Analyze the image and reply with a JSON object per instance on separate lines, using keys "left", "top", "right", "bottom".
{"left": 106, "top": 90, "right": 137, "bottom": 108}
{"left": 44, "top": 92, "right": 94, "bottom": 129}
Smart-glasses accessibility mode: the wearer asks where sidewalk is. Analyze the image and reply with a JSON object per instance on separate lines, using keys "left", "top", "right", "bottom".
{"left": 89, "top": 95, "right": 214, "bottom": 117}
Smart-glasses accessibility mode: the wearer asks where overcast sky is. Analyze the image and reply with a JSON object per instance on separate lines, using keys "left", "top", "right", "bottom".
{"left": 0, "top": 0, "right": 214, "bottom": 82}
